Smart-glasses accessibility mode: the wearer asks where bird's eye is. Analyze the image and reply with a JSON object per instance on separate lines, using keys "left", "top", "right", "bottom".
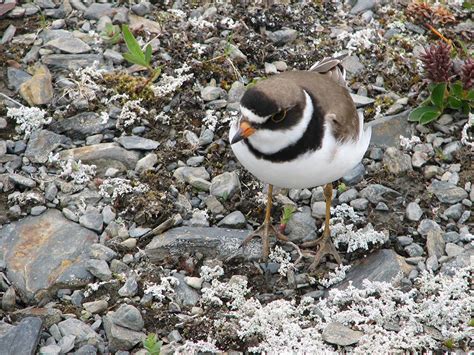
{"left": 271, "top": 109, "right": 287, "bottom": 123}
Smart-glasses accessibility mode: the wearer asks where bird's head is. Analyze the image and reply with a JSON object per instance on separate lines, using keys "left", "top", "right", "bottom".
{"left": 230, "top": 77, "right": 307, "bottom": 148}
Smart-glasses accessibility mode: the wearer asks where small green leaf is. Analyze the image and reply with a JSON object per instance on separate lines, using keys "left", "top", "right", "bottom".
{"left": 419, "top": 110, "right": 441, "bottom": 125}
{"left": 448, "top": 96, "right": 462, "bottom": 110}
{"left": 408, "top": 106, "right": 439, "bottom": 122}
{"left": 450, "top": 81, "right": 463, "bottom": 98}
{"left": 122, "top": 24, "right": 146, "bottom": 63}
{"left": 430, "top": 82, "right": 447, "bottom": 109}
{"left": 466, "top": 89, "right": 474, "bottom": 101}
{"left": 144, "top": 44, "right": 152, "bottom": 66}
{"left": 122, "top": 52, "right": 148, "bottom": 67}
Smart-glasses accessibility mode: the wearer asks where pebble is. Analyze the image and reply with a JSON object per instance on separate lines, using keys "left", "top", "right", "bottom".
{"left": 396, "top": 236, "right": 413, "bottom": 247}
{"left": 264, "top": 62, "right": 278, "bottom": 74}
{"left": 443, "top": 203, "right": 463, "bottom": 220}
{"left": 445, "top": 243, "right": 464, "bottom": 257}
{"left": 79, "top": 206, "right": 104, "bottom": 232}
{"left": 209, "top": 172, "right": 240, "bottom": 199}
{"left": 404, "top": 243, "right": 424, "bottom": 257}
{"left": 83, "top": 300, "right": 108, "bottom": 314}
{"left": 116, "top": 136, "right": 159, "bottom": 150}
{"left": 86, "top": 259, "right": 112, "bottom": 281}
{"left": 417, "top": 219, "right": 442, "bottom": 236}
{"left": 375, "top": 202, "right": 389, "bottom": 211}
{"left": 341, "top": 162, "right": 365, "bottom": 185}
{"left": 406, "top": 202, "right": 423, "bottom": 221}
{"left": 39, "top": 345, "right": 61, "bottom": 355}
{"left": 217, "top": 210, "right": 246, "bottom": 229}
{"left": 350, "top": 198, "right": 369, "bottom": 211}
{"left": 184, "top": 276, "right": 203, "bottom": 290}
{"left": 383, "top": 147, "right": 412, "bottom": 174}
{"left": 429, "top": 180, "right": 468, "bottom": 204}
{"left": 118, "top": 276, "right": 138, "bottom": 297}
{"left": 201, "top": 86, "right": 224, "bottom": 101}
{"left": 311, "top": 201, "right": 326, "bottom": 218}
{"left": 338, "top": 188, "right": 358, "bottom": 203}
{"left": 30, "top": 205, "right": 47, "bottom": 216}
{"left": 426, "top": 230, "right": 445, "bottom": 259}
{"left": 266, "top": 28, "right": 298, "bottom": 45}
{"left": 343, "top": 56, "right": 365, "bottom": 75}
{"left": 322, "top": 322, "right": 363, "bottom": 346}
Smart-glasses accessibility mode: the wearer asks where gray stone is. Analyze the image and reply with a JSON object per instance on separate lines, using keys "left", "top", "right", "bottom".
{"left": 42, "top": 54, "right": 103, "bottom": 69}
{"left": 30, "top": 206, "right": 47, "bottom": 216}
{"left": 311, "top": 201, "right": 326, "bottom": 218}
{"left": 173, "top": 166, "right": 210, "bottom": 183}
{"left": 341, "top": 162, "right": 365, "bottom": 185}
{"left": 57, "top": 318, "right": 100, "bottom": 347}
{"left": 50, "top": 112, "right": 115, "bottom": 140}
{"left": 429, "top": 180, "right": 468, "bottom": 204}
{"left": 286, "top": 207, "right": 316, "bottom": 243}
{"left": 25, "top": 130, "right": 72, "bottom": 164}
{"left": 417, "top": 219, "right": 442, "bottom": 236}
{"left": 350, "top": 93, "right": 374, "bottom": 107}
{"left": 173, "top": 272, "right": 201, "bottom": 307}
{"left": 350, "top": 198, "right": 369, "bottom": 211}
{"left": 338, "top": 189, "right": 358, "bottom": 204}
{"left": 58, "top": 334, "right": 75, "bottom": 353}
{"left": 210, "top": 172, "right": 240, "bottom": 199}
{"left": 426, "top": 230, "right": 445, "bottom": 259}
{"left": 103, "top": 314, "right": 145, "bottom": 352}
{"left": 0, "top": 209, "right": 97, "bottom": 303}
{"left": 359, "top": 184, "right": 399, "bottom": 204}
{"left": 217, "top": 211, "right": 246, "bottom": 229}
{"left": 0, "top": 317, "right": 42, "bottom": 355}
{"left": 351, "top": 0, "right": 376, "bottom": 14}
{"left": 188, "top": 210, "right": 209, "bottom": 227}
{"left": 2, "top": 286, "right": 16, "bottom": 311}
{"left": 131, "top": 2, "right": 151, "bottom": 16}
{"left": 84, "top": 3, "right": 115, "bottom": 20}
{"left": 205, "top": 195, "right": 225, "bottom": 215}
{"left": 83, "top": 300, "right": 108, "bottom": 314}
{"left": 188, "top": 176, "right": 211, "bottom": 191}
{"left": 39, "top": 344, "right": 61, "bottom": 355}
{"left": 1, "top": 24, "right": 16, "bottom": 44}
{"left": 79, "top": 207, "right": 103, "bottom": 233}
{"left": 369, "top": 110, "right": 414, "bottom": 147}
{"left": 375, "top": 202, "right": 389, "bottom": 211}
{"left": 266, "top": 28, "right": 298, "bottom": 45}
{"left": 425, "top": 255, "right": 439, "bottom": 272}
{"left": 9, "top": 173, "right": 36, "bottom": 188}
{"left": 46, "top": 37, "right": 91, "bottom": 54}
{"left": 322, "top": 322, "right": 363, "bottom": 346}
{"left": 335, "top": 249, "right": 412, "bottom": 290}
{"left": 411, "top": 151, "right": 428, "bottom": 168}
{"left": 201, "top": 86, "right": 224, "bottom": 101}
{"left": 7, "top": 67, "right": 32, "bottom": 92}
{"left": 406, "top": 202, "right": 423, "bottom": 221}
{"left": 86, "top": 259, "right": 111, "bottom": 281}
{"left": 102, "top": 206, "right": 116, "bottom": 225}
{"left": 445, "top": 243, "right": 464, "bottom": 257}
{"left": 199, "top": 129, "right": 214, "bottom": 146}
{"left": 59, "top": 143, "right": 140, "bottom": 171}
{"left": 103, "top": 49, "right": 123, "bottom": 64}
{"left": 342, "top": 56, "right": 364, "bottom": 74}
{"left": 89, "top": 243, "right": 117, "bottom": 262}
{"left": 74, "top": 344, "right": 97, "bottom": 355}
{"left": 118, "top": 276, "right": 138, "bottom": 297}
{"left": 228, "top": 81, "right": 245, "bottom": 103}
{"left": 369, "top": 147, "right": 383, "bottom": 161}
{"left": 443, "top": 203, "right": 463, "bottom": 220}
{"left": 264, "top": 62, "right": 278, "bottom": 74}
{"left": 145, "top": 226, "right": 262, "bottom": 262}
{"left": 135, "top": 153, "right": 157, "bottom": 173}
{"left": 396, "top": 236, "right": 413, "bottom": 247}
{"left": 444, "top": 231, "right": 460, "bottom": 244}
{"left": 383, "top": 147, "right": 412, "bottom": 174}
{"left": 440, "top": 249, "right": 473, "bottom": 276}
{"left": 116, "top": 136, "right": 159, "bottom": 150}
{"left": 111, "top": 304, "right": 144, "bottom": 331}
{"left": 405, "top": 243, "right": 424, "bottom": 257}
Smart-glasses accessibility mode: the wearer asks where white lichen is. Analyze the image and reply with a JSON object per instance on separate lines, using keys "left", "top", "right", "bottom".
{"left": 460, "top": 112, "right": 473, "bottom": 149}
{"left": 6, "top": 106, "right": 52, "bottom": 139}
{"left": 143, "top": 276, "right": 179, "bottom": 303}
{"left": 200, "top": 265, "right": 224, "bottom": 282}
{"left": 116, "top": 99, "right": 149, "bottom": 130}
{"left": 151, "top": 64, "right": 194, "bottom": 98}
{"left": 99, "top": 178, "right": 149, "bottom": 201}
{"left": 57, "top": 158, "right": 96, "bottom": 185}
{"left": 400, "top": 135, "right": 422, "bottom": 151}
{"left": 319, "top": 264, "right": 352, "bottom": 288}
{"left": 333, "top": 223, "right": 388, "bottom": 253}
{"left": 268, "top": 246, "right": 294, "bottom": 277}
{"left": 201, "top": 275, "right": 249, "bottom": 310}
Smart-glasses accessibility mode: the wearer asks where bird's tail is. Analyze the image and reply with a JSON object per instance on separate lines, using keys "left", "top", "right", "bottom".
{"left": 310, "top": 55, "right": 348, "bottom": 89}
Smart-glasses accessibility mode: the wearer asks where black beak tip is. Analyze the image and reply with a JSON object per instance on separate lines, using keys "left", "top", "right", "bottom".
{"left": 230, "top": 132, "right": 244, "bottom": 145}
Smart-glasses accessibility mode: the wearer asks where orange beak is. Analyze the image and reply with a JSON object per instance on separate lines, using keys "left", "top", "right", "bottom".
{"left": 230, "top": 121, "right": 256, "bottom": 144}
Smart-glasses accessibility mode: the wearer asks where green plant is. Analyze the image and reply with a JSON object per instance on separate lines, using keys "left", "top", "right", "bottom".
{"left": 469, "top": 318, "right": 474, "bottom": 327}
{"left": 143, "top": 333, "right": 161, "bottom": 355}
{"left": 337, "top": 182, "right": 347, "bottom": 194}
{"left": 101, "top": 23, "right": 121, "bottom": 44}
{"left": 409, "top": 81, "right": 474, "bottom": 124}
{"left": 121, "top": 24, "right": 161, "bottom": 85}
{"left": 443, "top": 338, "right": 455, "bottom": 349}
{"left": 279, "top": 205, "right": 296, "bottom": 234}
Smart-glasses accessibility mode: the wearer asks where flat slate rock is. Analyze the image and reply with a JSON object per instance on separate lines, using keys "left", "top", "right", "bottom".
{"left": 45, "top": 37, "right": 91, "bottom": 54}
{"left": 145, "top": 226, "right": 261, "bottom": 263}
{"left": 25, "top": 129, "right": 72, "bottom": 164}
{"left": 369, "top": 110, "right": 414, "bottom": 147}
{"left": 322, "top": 322, "right": 363, "bottom": 346}
{"left": 49, "top": 112, "right": 116, "bottom": 139}
{"left": 116, "top": 136, "right": 159, "bottom": 150}
{"left": 0, "top": 209, "right": 97, "bottom": 303}
{"left": 0, "top": 317, "right": 42, "bottom": 355}
{"left": 42, "top": 54, "right": 103, "bottom": 69}
{"left": 59, "top": 143, "right": 140, "bottom": 171}
{"left": 334, "top": 249, "right": 413, "bottom": 290}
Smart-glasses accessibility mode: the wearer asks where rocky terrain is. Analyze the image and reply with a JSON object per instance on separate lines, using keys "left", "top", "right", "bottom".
{"left": 0, "top": 0, "right": 473, "bottom": 354}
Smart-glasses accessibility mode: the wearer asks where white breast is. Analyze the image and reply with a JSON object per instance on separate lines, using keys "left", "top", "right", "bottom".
{"left": 229, "top": 112, "right": 372, "bottom": 189}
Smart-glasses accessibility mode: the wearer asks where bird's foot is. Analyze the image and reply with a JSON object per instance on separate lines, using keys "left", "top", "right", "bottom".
{"left": 241, "top": 223, "right": 302, "bottom": 265}
{"left": 302, "top": 235, "right": 342, "bottom": 271}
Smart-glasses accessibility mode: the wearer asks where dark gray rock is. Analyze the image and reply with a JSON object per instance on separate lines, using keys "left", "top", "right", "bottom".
{"left": 103, "top": 314, "right": 145, "bottom": 352}
{"left": 84, "top": 3, "right": 115, "bottom": 20}
{"left": 417, "top": 219, "right": 442, "bottom": 236}
{"left": 172, "top": 272, "right": 201, "bottom": 307}
{"left": 442, "top": 203, "right": 463, "bottom": 220}
{"left": 217, "top": 211, "right": 246, "bottom": 229}
{"left": 369, "top": 110, "right": 414, "bottom": 147}
{"left": 350, "top": 198, "right": 369, "bottom": 211}
{"left": 322, "top": 322, "right": 363, "bottom": 346}
{"left": 0, "top": 209, "right": 97, "bottom": 303}
{"left": 86, "top": 259, "right": 111, "bottom": 281}
{"left": 118, "top": 276, "right": 138, "bottom": 297}
{"left": 7, "top": 67, "right": 32, "bottom": 92}
{"left": 116, "top": 136, "right": 159, "bottom": 150}
{"left": 429, "top": 180, "right": 468, "bottom": 204}
{"left": 145, "top": 226, "right": 262, "bottom": 263}
{"left": 9, "top": 173, "right": 36, "bottom": 188}
{"left": 334, "top": 249, "right": 412, "bottom": 290}
{"left": 341, "top": 162, "right": 365, "bottom": 185}
{"left": 0, "top": 317, "right": 42, "bottom": 355}
{"left": 42, "top": 54, "right": 104, "bottom": 69}
{"left": 110, "top": 304, "right": 144, "bottom": 331}
{"left": 57, "top": 318, "right": 100, "bottom": 347}
{"left": 46, "top": 37, "right": 91, "bottom": 54}
{"left": 210, "top": 172, "right": 240, "bottom": 199}
{"left": 405, "top": 243, "right": 424, "bottom": 257}
{"left": 426, "top": 230, "right": 445, "bottom": 259}
{"left": 440, "top": 249, "right": 473, "bottom": 276}
{"left": 359, "top": 184, "right": 399, "bottom": 204}
{"left": 25, "top": 130, "right": 72, "bottom": 164}
{"left": 50, "top": 112, "right": 115, "bottom": 140}
{"left": 338, "top": 189, "right": 358, "bottom": 204}
{"left": 383, "top": 147, "right": 412, "bottom": 174}
{"left": 79, "top": 207, "right": 103, "bottom": 233}
{"left": 285, "top": 207, "right": 316, "bottom": 243}
{"left": 89, "top": 243, "right": 117, "bottom": 262}
{"left": 266, "top": 28, "right": 298, "bottom": 45}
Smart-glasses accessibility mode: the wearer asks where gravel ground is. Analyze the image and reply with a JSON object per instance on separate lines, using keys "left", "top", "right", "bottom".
{"left": 0, "top": 0, "right": 473, "bottom": 354}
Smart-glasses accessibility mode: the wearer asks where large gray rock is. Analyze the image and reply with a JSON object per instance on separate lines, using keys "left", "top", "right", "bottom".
{"left": 383, "top": 147, "right": 412, "bottom": 174}
{"left": 210, "top": 172, "right": 241, "bottom": 199}
{"left": 145, "top": 226, "right": 262, "bottom": 263}
{"left": 103, "top": 314, "right": 145, "bottom": 352}
{"left": 172, "top": 272, "right": 201, "bottom": 307}
{"left": 266, "top": 28, "right": 298, "bottom": 45}
{"left": 359, "top": 184, "right": 400, "bottom": 204}
{"left": 369, "top": 110, "right": 414, "bottom": 147}
{"left": 0, "top": 317, "right": 42, "bottom": 355}
{"left": 57, "top": 318, "right": 100, "bottom": 347}
{"left": 84, "top": 3, "right": 116, "bottom": 20}
{"left": 322, "top": 322, "right": 363, "bottom": 346}
{"left": 45, "top": 37, "right": 91, "bottom": 54}
{"left": 110, "top": 304, "right": 144, "bottom": 331}
{"left": 428, "top": 180, "right": 468, "bottom": 204}
{"left": 50, "top": 112, "right": 116, "bottom": 139}
{"left": 334, "top": 249, "right": 412, "bottom": 290}
{"left": 42, "top": 54, "right": 104, "bottom": 69}
{"left": 285, "top": 207, "right": 317, "bottom": 243}
{"left": 25, "top": 130, "right": 72, "bottom": 164}
{"left": 116, "top": 136, "right": 159, "bottom": 150}
{"left": 440, "top": 249, "right": 473, "bottom": 276}
{"left": 59, "top": 143, "right": 140, "bottom": 172}
{"left": 0, "top": 209, "right": 97, "bottom": 303}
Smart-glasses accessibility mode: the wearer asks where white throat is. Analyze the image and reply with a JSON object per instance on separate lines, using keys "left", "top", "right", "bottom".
{"left": 247, "top": 90, "right": 313, "bottom": 155}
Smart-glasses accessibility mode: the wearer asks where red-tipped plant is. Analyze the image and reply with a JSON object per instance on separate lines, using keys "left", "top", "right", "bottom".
{"left": 460, "top": 58, "right": 474, "bottom": 90}
{"left": 419, "top": 42, "right": 453, "bottom": 83}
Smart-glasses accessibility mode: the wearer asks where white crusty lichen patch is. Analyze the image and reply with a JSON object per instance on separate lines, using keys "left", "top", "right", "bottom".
{"left": 184, "top": 265, "right": 472, "bottom": 353}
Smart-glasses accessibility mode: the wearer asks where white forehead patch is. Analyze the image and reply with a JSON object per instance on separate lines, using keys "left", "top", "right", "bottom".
{"left": 240, "top": 106, "right": 269, "bottom": 124}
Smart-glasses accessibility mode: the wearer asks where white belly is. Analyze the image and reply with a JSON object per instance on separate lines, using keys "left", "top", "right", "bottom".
{"left": 229, "top": 121, "right": 372, "bottom": 189}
